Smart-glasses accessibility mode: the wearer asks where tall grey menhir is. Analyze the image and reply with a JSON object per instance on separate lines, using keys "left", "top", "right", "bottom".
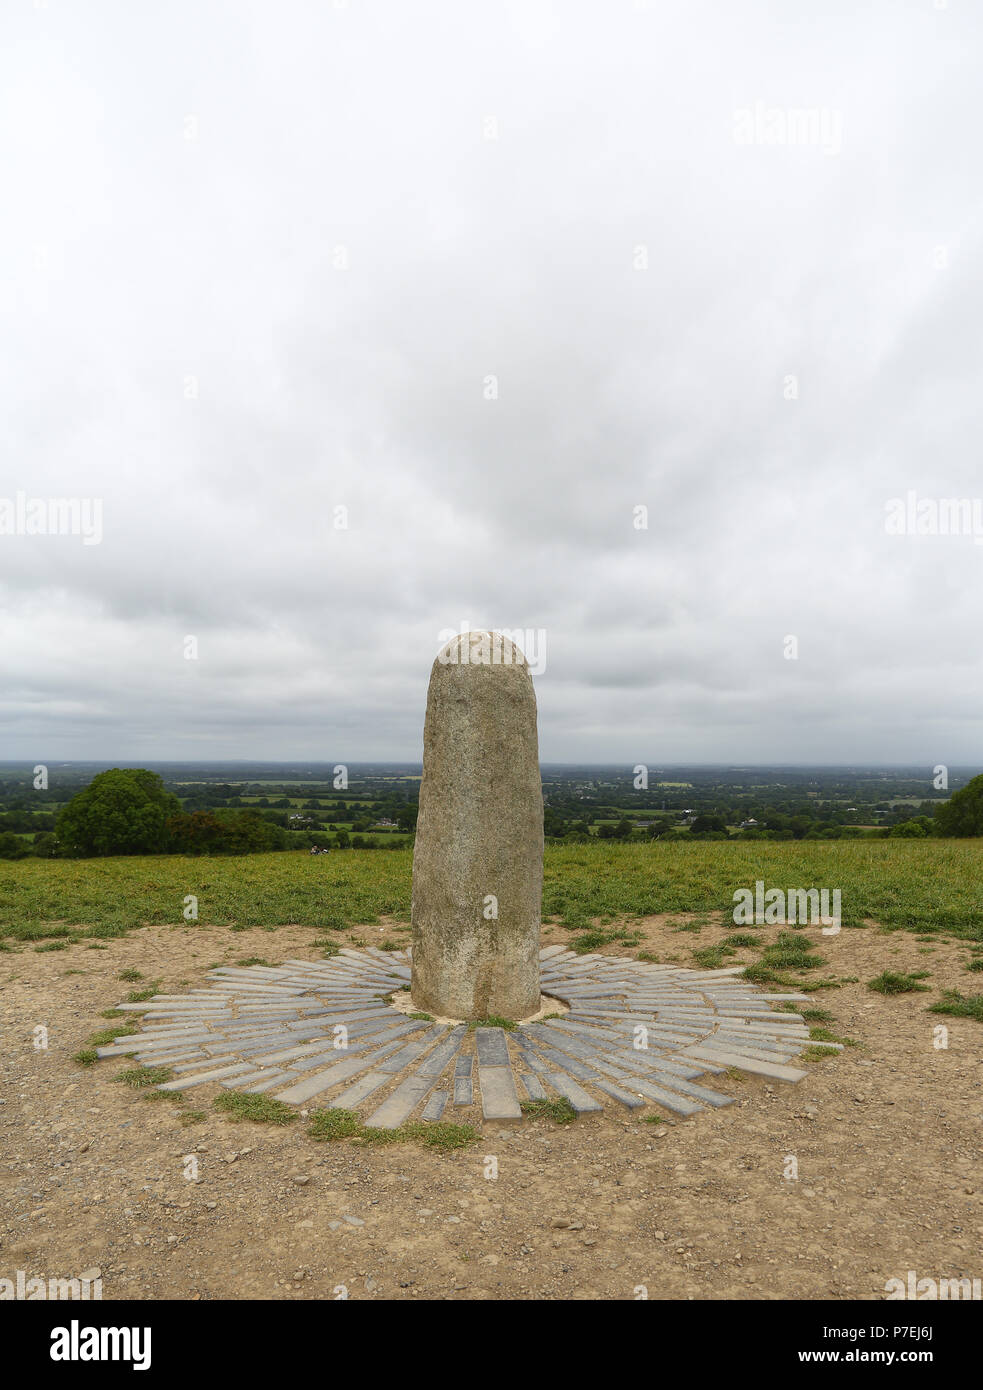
{"left": 410, "top": 630, "right": 543, "bottom": 1020}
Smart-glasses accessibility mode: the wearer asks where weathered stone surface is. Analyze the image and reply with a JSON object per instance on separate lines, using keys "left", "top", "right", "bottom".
{"left": 410, "top": 630, "right": 543, "bottom": 1021}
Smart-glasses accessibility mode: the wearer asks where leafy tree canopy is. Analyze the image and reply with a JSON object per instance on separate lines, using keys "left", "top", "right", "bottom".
{"left": 56, "top": 769, "right": 180, "bottom": 856}
{"left": 935, "top": 775, "right": 983, "bottom": 837}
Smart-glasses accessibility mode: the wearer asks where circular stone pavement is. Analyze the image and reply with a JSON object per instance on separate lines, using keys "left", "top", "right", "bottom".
{"left": 97, "top": 945, "right": 825, "bottom": 1127}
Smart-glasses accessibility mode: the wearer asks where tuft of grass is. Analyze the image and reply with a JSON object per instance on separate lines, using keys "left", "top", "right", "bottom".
{"left": 636, "top": 950, "right": 659, "bottom": 962}
{"left": 798, "top": 1006, "right": 834, "bottom": 1022}
{"left": 72, "top": 1048, "right": 98, "bottom": 1066}
{"left": 125, "top": 980, "right": 162, "bottom": 1002}
{"left": 407, "top": 1011, "right": 433, "bottom": 1021}
{"left": 927, "top": 991, "right": 983, "bottom": 1022}
{"left": 801, "top": 1044, "right": 841, "bottom": 1060}
{"left": 308, "top": 1107, "right": 363, "bottom": 1140}
{"left": 99, "top": 1008, "right": 125, "bottom": 1019}
{"left": 569, "top": 928, "right": 620, "bottom": 953}
{"left": 520, "top": 1097, "right": 577, "bottom": 1126}
{"left": 402, "top": 1121, "right": 477, "bottom": 1151}
{"left": 758, "top": 932, "right": 826, "bottom": 972}
{"left": 966, "top": 959, "right": 983, "bottom": 973}
{"left": 178, "top": 1110, "right": 207, "bottom": 1126}
{"left": 808, "top": 1027, "right": 858, "bottom": 1046}
{"left": 867, "top": 971, "right": 931, "bottom": 995}
{"left": 742, "top": 963, "right": 843, "bottom": 991}
{"left": 468, "top": 1015, "right": 517, "bottom": 1031}
{"left": 308, "top": 1107, "right": 477, "bottom": 1150}
{"left": 115, "top": 1065, "right": 174, "bottom": 1089}
{"left": 35, "top": 940, "right": 69, "bottom": 952}
{"left": 722, "top": 933, "right": 762, "bottom": 948}
{"left": 641, "top": 1112, "right": 667, "bottom": 1125}
{"left": 380, "top": 939, "right": 399, "bottom": 951}
{"left": 235, "top": 956, "right": 272, "bottom": 967}
{"left": 86, "top": 1024, "right": 137, "bottom": 1046}
{"left": 118, "top": 969, "right": 143, "bottom": 982}
{"left": 214, "top": 1091, "right": 298, "bottom": 1125}
{"left": 691, "top": 944, "right": 735, "bottom": 969}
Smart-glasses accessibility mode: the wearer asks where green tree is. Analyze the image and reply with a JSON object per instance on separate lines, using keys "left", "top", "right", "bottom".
{"left": 935, "top": 776, "right": 983, "bottom": 837}
{"left": 56, "top": 769, "right": 180, "bottom": 856}
{"left": 889, "top": 818, "right": 929, "bottom": 838}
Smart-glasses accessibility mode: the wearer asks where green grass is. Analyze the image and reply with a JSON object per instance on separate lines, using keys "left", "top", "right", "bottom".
{"left": 213, "top": 1092, "right": 297, "bottom": 1125}
{"left": 808, "top": 1027, "right": 858, "bottom": 1046}
{"left": 742, "top": 964, "right": 844, "bottom": 990}
{"left": 519, "top": 1097, "right": 578, "bottom": 1125}
{"left": 114, "top": 1065, "right": 174, "bottom": 1088}
{"left": 4, "top": 841, "right": 983, "bottom": 942}
{"left": 801, "top": 1044, "right": 841, "bottom": 1060}
{"left": 691, "top": 944, "right": 735, "bottom": 969}
{"left": 117, "top": 968, "right": 143, "bottom": 981}
{"left": 759, "top": 931, "right": 826, "bottom": 972}
{"left": 85, "top": 1023, "right": 137, "bottom": 1046}
{"left": 467, "top": 1015, "right": 517, "bottom": 1031}
{"left": 234, "top": 956, "right": 272, "bottom": 967}
{"left": 927, "top": 991, "right": 983, "bottom": 1022}
{"left": 308, "top": 1107, "right": 477, "bottom": 1150}
{"left": 568, "top": 927, "right": 622, "bottom": 953}
{"left": 867, "top": 971, "right": 931, "bottom": 995}
{"left": 72, "top": 1048, "right": 98, "bottom": 1066}
{"left": 125, "top": 982, "right": 161, "bottom": 1002}
{"left": 722, "top": 933, "right": 762, "bottom": 948}
{"left": 407, "top": 1011, "right": 433, "bottom": 1021}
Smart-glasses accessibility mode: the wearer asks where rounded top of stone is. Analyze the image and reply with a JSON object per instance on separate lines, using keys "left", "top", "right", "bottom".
{"left": 435, "top": 629, "right": 529, "bottom": 669}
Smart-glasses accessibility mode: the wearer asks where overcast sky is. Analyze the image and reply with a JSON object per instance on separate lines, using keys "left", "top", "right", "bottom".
{"left": 2, "top": 1, "right": 982, "bottom": 766}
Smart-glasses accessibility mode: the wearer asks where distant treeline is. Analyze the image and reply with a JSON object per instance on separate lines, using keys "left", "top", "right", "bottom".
{"left": 2, "top": 765, "right": 982, "bottom": 860}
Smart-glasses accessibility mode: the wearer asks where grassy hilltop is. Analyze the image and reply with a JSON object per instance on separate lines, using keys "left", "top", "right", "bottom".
{"left": 2, "top": 840, "right": 982, "bottom": 945}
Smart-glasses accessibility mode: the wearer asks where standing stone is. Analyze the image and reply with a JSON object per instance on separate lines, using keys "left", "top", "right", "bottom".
{"left": 410, "top": 630, "right": 543, "bottom": 1021}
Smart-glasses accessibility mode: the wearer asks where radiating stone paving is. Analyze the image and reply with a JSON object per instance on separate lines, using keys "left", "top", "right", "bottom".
{"left": 96, "top": 945, "right": 834, "bottom": 1127}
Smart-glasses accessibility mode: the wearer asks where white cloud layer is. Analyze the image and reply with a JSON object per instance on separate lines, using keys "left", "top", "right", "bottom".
{"left": 2, "top": 0, "right": 982, "bottom": 763}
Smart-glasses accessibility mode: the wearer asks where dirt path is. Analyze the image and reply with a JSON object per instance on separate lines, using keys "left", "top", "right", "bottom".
{"left": 2, "top": 916, "right": 980, "bottom": 1300}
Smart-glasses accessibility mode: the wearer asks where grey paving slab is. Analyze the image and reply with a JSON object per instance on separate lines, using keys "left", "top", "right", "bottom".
{"left": 474, "top": 1028, "right": 510, "bottom": 1067}
{"left": 327, "top": 1069, "right": 395, "bottom": 1109}
{"left": 614, "top": 1076, "right": 703, "bottom": 1115}
{"left": 590, "top": 1077, "right": 646, "bottom": 1109}
{"left": 544, "top": 1071, "right": 603, "bottom": 1112}
{"left": 416, "top": 1028, "right": 466, "bottom": 1076}
{"left": 242, "top": 1071, "right": 298, "bottom": 1093}
{"left": 520, "top": 1073, "right": 548, "bottom": 1101}
{"left": 274, "top": 1040, "right": 407, "bottom": 1102}
{"left": 478, "top": 1065, "right": 522, "bottom": 1119}
{"left": 364, "top": 1071, "right": 436, "bottom": 1128}
{"left": 158, "top": 1062, "right": 256, "bottom": 1091}
{"left": 453, "top": 1077, "right": 473, "bottom": 1106}
{"left": 681, "top": 1045, "right": 808, "bottom": 1082}
{"left": 421, "top": 1090, "right": 448, "bottom": 1121}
